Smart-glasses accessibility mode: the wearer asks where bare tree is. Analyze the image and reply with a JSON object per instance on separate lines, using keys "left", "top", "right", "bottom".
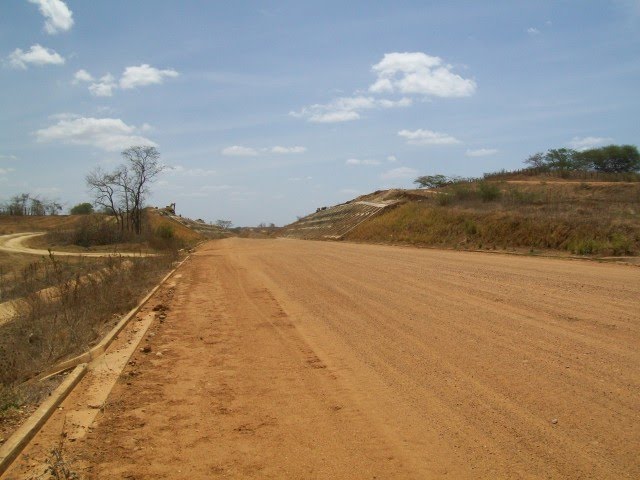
{"left": 122, "top": 146, "right": 164, "bottom": 235}
{"left": 87, "top": 167, "right": 124, "bottom": 231}
{"left": 215, "top": 219, "right": 233, "bottom": 230}
{"left": 86, "top": 146, "right": 164, "bottom": 236}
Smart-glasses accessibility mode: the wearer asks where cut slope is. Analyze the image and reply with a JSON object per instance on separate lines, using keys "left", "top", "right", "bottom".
{"left": 346, "top": 181, "right": 640, "bottom": 256}
{"left": 279, "top": 197, "right": 398, "bottom": 240}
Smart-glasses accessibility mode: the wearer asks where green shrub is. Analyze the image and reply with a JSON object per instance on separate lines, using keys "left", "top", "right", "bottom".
{"left": 155, "top": 223, "right": 174, "bottom": 240}
{"left": 451, "top": 184, "right": 475, "bottom": 201}
{"left": 477, "top": 182, "right": 502, "bottom": 202}
{"left": 568, "top": 238, "right": 604, "bottom": 255}
{"left": 436, "top": 193, "right": 452, "bottom": 206}
{"left": 609, "top": 233, "right": 633, "bottom": 255}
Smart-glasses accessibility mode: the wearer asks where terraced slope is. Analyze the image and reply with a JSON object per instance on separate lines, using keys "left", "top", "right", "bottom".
{"left": 280, "top": 200, "right": 396, "bottom": 240}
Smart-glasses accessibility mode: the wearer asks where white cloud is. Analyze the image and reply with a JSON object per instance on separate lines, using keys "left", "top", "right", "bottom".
{"left": 291, "top": 95, "right": 412, "bottom": 123}
{"left": 0, "top": 155, "right": 18, "bottom": 161}
{"left": 380, "top": 167, "right": 418, "bottom": 179}
{"left": 387, "top": 155, "right": 398, "bottom": 163}
{"left": 0, "top": 167, "right": 16, "bottom": 175}
{"left": 340, "top": 188, "right": 360, "bottom": 195}
{"left": 169, "top": 165, "right": 217, "bottom": 176}
{"left": 120, "top": 64, "right": 179, "bottom": 89}
{"left": 568, "top": 136, "right": 613, "bottom": 151}
{"left": 527, "top": 27, "right": 540, "bottom": 35}
{"left": 369, "top": 52, "right": 476, "bottom": 97}
{"left": 7, "top": 44, "right": 65, "bottom": 69}
{"left": 288, "top": 176, "right": 313, "bottom": 182}
{"left": 221, "top": 145, "right": 258, "bottom": 156}
{"left": 28, "top": 0, "right": 74, "bottom": 34}
{"left": 73, "top": 69, "right": 94, "bottom": 84}
{"left": 398, "top": 129, "right": 460, "bottom": 146}
{"left": 345, "top": 158, "right": 381, "bottom": 166}
{"left": 270, "top": 146, "right": 307, "bottom": 154}
{"left": 466, "top": 148, "right": 498, "bottom": 157}
{"left": 88, "top": 74, "right": 117, "bottom": 97}
{"left": 35, "top": 116, "right": 156, "bottom": 151}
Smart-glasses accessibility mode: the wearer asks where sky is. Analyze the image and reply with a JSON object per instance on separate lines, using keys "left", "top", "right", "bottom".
{"left": 1, "top": 1, "right": 639, "bottom": 226}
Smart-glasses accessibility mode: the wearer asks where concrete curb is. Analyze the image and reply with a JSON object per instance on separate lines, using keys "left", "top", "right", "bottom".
{"left": 0, "top": 364, "right": 87, "bottom": 475}
{"left": 0, "top": 253, "right": 191, "bottom": 476}
{"left": 37, "top": 255, "right": 189, "bottom": 381}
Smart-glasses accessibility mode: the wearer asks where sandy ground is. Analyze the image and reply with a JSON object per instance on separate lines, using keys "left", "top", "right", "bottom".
{"left": 3, "top": 238, "right": 639, "bottom": 479}
{"left": 0, "top": 232, "right": 154, "bottom": 257}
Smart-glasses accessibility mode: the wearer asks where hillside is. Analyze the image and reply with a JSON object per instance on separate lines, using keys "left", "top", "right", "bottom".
{"left": 283, "top": 179, "right": 640, "bottom": 257}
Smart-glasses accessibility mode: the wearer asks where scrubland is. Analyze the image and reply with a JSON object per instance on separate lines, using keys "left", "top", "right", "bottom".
{"left": 348, "top": 180, "right": 640, "bottom": 256}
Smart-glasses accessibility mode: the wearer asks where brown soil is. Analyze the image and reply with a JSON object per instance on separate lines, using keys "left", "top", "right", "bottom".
{"left": 3, "top": 238, "right": 639, "bottom": 479}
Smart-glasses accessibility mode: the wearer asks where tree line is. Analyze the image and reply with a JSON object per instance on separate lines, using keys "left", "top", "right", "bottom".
{"left": 525, "top": 145, "right": 639, "bottom": 174}
{"left": 0, "top": 193, "right": 62, "bottom": 216}
{"left": 414, "top": 144, "right": 639, "bottom": 188}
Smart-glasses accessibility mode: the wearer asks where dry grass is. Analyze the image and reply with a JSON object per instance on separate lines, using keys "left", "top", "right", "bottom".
{"left": 0, "top": 251, "right": 179, "bottom": 415}
{"left": 0, "top": 215, "right": 82, "bottom": 236}
{"left": 347, "top": 182, "right": 640, "bottom": 255}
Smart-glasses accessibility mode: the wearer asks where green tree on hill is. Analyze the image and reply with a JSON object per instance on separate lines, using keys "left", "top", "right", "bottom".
{"left": 578, "top": 145, "right": 640, "bottom": 173}
{"left": 70, "top": 202, "right": 94, "bottom": 215}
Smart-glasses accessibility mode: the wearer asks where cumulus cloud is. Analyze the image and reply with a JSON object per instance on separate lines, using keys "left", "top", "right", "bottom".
{"left": 369, "top": 52, "right": 476, "bottom": 97}
{"left": 7, "top": 44, "right": 65, "bottom": 69}
{"left": 221, "top": 146, "right": 258, "bottom": 156}
{"left": 73, "top": 69, "right": 94, "bottom": 84}
{"left": 293, "top": 51, "right": 474, "bottom": 124}
{"left": 88, "top": 74, "right": 117, "bottom": 97}
{"left": 73, "top": 64, "right": 178, "bottom": 96}
{"left": 527, "top": 27, "right": 540, "bottom": 35}
{"left": 466, "top": 148, "right": 498, "bottom": 157}
{"left": 380, "top": 166, "right": 418, "bottom": 179}
{"left": 120, "top": 64, "right": 179, "bottom": 89}
{"left": 345, "top": 158, "right": 381, "bottom": 166}
{"left": 398, "top": 129, "right": 460, "bottom": 146}
{"left": 0, "top": 167, "right": 16, "bottom": 175}
{"left": 387, "top": 155, "right": 398, "bottom": 163}
{"left": 291, "top": 95, "right": 411, "bottom": 123}
{"left": 34, "top": 116, "right": 156, "bottom": 151}
{"left": 568, "top": 136, "right": 613, "bottom": 151}
{"left": 269, "top": 146, "right": 307, "bottom": 154}
{"left": 28, "top": 0, "right": 74, "bottom": 34}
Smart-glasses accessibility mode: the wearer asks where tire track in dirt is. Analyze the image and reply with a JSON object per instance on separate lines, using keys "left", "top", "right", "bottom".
{"left": 3, "top": 238, "right": 639, "bottom": 479}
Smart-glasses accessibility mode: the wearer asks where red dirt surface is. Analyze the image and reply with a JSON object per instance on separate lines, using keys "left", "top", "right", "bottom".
{"left": 4, "top": 238, "right": 639, "bottom": 479}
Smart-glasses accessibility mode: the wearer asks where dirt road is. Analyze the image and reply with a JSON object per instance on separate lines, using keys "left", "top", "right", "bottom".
{"left": 4, "top": 238, "right": 639, "bottom": 479}
{"left": 0, "top": 232, "right": 154, "bottom": 257}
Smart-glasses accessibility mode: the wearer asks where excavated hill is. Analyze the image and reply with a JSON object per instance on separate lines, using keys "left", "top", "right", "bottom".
{"left": 147, "top": 207, "right": 228, "bottom": 241}
{"left": 278, "top": 190, "right": 405, "bottom": 240}
{"left": 282, "top": 180, "right": 640, "bottom": 257}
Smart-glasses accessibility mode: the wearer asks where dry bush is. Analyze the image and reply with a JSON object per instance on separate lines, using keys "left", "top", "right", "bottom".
{"left": 0, "top": 252, "right": 178, "bottom": 412}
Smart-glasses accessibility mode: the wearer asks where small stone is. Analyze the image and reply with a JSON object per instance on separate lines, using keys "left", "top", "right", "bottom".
{"left": 141, "top": 346, "right": 152, "bottom": 353}
{"left": 156, "top": 352, "right": 163, "bottom": 357}
{"left": 87, "top": 403, "right": 102, "bottom": 409}
{"left": 551, "top": 418, "right": 558, "bottom": 425}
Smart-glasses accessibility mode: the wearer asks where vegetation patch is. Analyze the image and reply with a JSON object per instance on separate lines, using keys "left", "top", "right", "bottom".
{"left": 0, "top": 251, "right": 178, "bottom": 423}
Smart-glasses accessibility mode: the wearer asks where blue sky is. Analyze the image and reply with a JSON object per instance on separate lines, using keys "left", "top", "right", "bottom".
{"left": 1, "top": 1, "right": 639, "bottom": 226}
